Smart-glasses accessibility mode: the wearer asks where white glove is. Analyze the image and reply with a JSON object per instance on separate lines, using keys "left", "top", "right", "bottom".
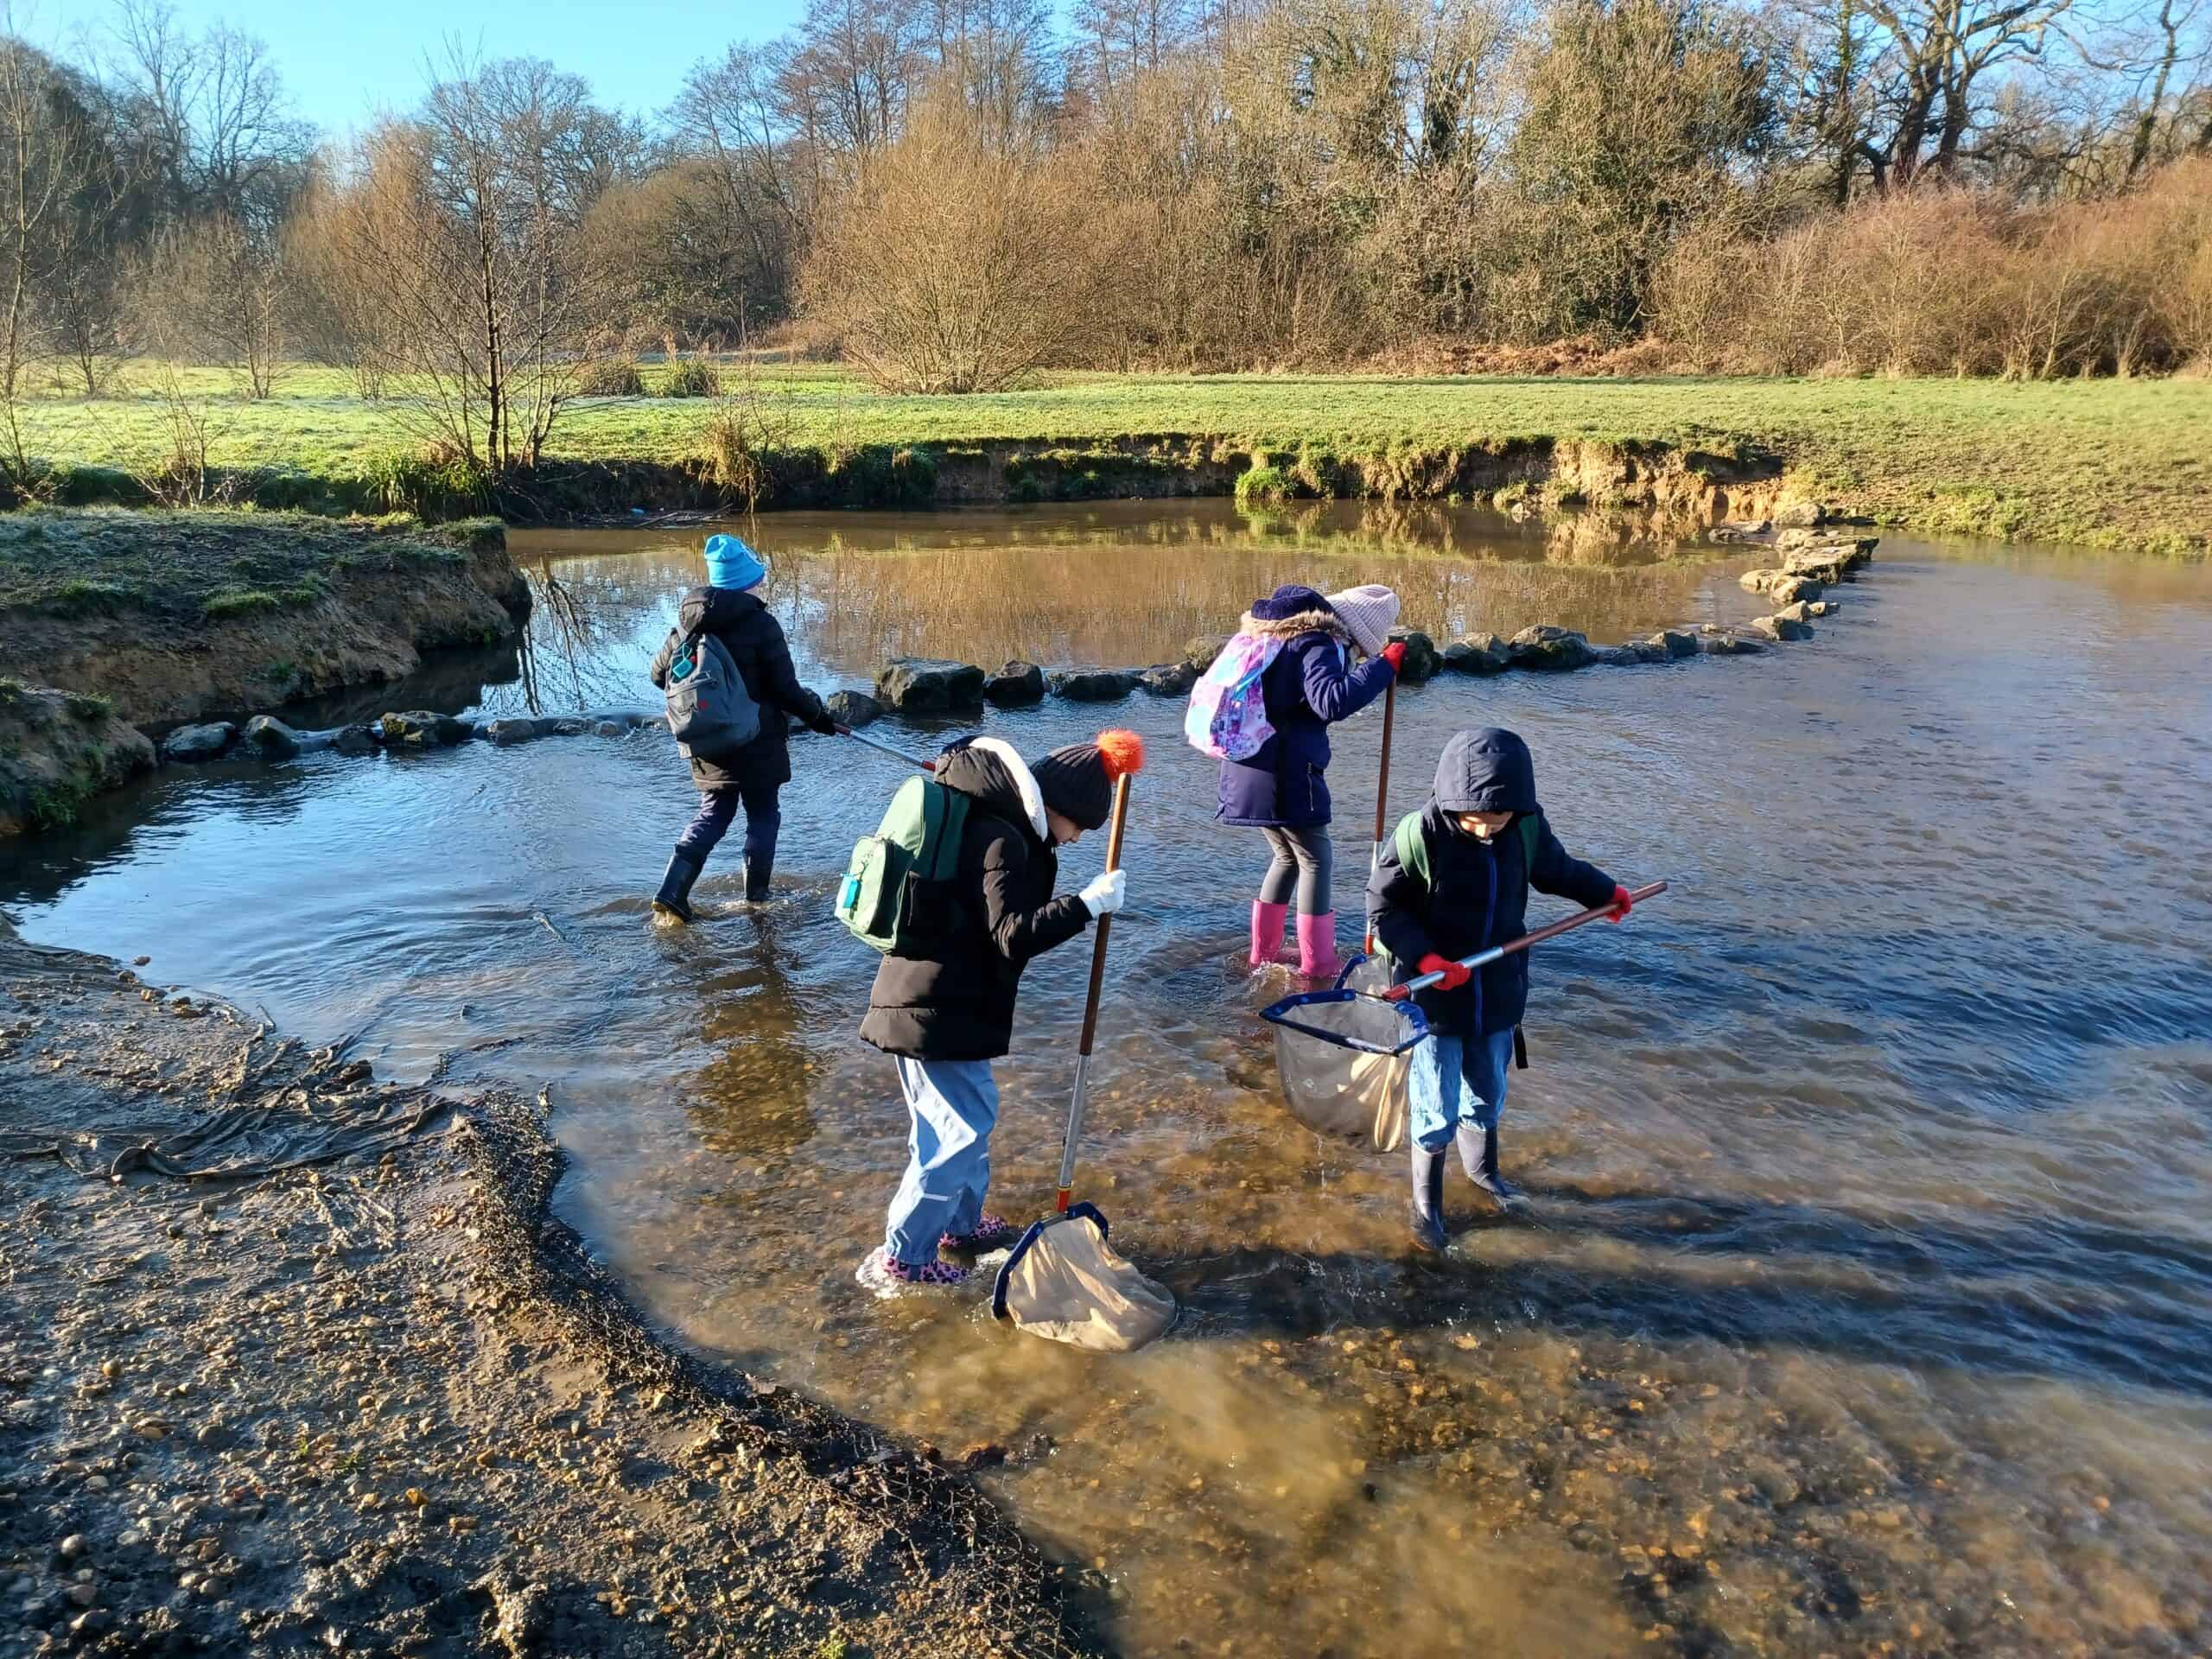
{"left": 1078, "top": 868, "right": 1127, "bottom": 918}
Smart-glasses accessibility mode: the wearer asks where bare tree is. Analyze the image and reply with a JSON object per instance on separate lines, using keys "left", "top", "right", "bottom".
{"left": 802, "top": 84, "right": 1119, "bottom": 389}
{"left": 131, "top": 211, "right": 286, "bottom": 396}
{"left": 98, "top": 0, "right": 313, "bottom": 227}
{"left": 314, "top": 53, "right": 625, "bottom": 482}
{"left": 0, "top": 25, "right": 111, "bottom": 485}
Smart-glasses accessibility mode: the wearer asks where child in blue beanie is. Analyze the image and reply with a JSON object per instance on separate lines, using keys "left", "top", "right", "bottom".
{"left": 647, "top": 532, "right": 839, "bottom": 919}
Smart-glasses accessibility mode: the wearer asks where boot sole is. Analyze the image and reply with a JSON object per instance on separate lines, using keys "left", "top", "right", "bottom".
{"left": 650, "top": 900, "right": 692, "bottom": 925}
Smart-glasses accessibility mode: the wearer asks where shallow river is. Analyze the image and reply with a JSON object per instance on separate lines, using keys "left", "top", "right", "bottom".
{"left": 7, "top": 502, "right": 2211, "bottom": 1657}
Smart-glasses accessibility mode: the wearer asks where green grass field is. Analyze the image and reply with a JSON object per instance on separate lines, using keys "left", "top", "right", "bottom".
{"left": 16, "top": 362, "right": 2209, "bottom": 553}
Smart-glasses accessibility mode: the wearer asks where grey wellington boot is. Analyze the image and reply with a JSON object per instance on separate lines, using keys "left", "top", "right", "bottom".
{"left": 1409, "top": 1144, "right": 1449, "bottom": 1253}
{"left": 1459, "top": 1122, "right": 1522, "bottom": 1211}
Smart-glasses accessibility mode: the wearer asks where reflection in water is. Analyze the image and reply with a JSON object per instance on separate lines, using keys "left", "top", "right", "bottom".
{"left": 7, "top": 525, "right": 2212, "bottom": 1658}
{"left": 493, "top": 501, "right": 1772, "bottom": 717}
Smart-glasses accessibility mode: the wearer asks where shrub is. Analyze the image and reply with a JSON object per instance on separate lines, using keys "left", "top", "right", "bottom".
{"left": 64, "top": 691, "right": 113, "bottom": 721}
{"left": 1236, "top": 464, "right": 1294, "bottom": 506}
{"left": 202, "top": 588, "right": 283, "bottom": 619}
{"left": 356, "top": 448, "right": 490, "bottom": 521}
{"left": 802, "top": 89, "right": 1122, "bottom": 392}
{"left": 1652, "top": 156, "right": 2212, "bottom": 378}
{"left": 577, "top": 358, "right": 647, "bottom": 397}
{"left": 658, "top": 359, "right": 720, "bottom": 397}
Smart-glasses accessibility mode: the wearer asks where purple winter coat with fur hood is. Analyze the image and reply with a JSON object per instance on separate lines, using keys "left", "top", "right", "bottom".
{"left": 1216, "top": 585, "right": 1395, "bottom": 829}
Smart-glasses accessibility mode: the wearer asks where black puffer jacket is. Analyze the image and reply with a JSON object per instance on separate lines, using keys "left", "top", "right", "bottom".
{"left": 859, "top": 738, "right": 1094, "bottom": 1062}
{"left": 1367, "top": 728, "right": 1616, "bottom": 1039}
{"left": 648, "top": 586, "right": 830, "bottom": 791}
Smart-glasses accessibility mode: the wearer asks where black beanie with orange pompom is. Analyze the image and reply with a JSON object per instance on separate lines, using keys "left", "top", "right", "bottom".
{"left": 1029, "top": 729, "right": 1144, "bottom": 831}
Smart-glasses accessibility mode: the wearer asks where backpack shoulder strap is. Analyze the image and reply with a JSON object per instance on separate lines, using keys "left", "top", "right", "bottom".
{"left": 1392, "top": 810, "right": 1430, "bottom": 889}
{"left": 929, "top": 784, "right": 969, "bottom": 880}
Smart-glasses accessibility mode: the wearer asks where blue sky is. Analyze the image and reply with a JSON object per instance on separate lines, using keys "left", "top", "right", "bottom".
{"left": 35, "top": 0, "right": 817, "bottom": 133}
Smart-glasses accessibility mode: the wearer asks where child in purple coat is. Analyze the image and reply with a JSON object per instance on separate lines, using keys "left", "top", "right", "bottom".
{"left": 1217, "top": 583, "right": 1404, "bottom": 978}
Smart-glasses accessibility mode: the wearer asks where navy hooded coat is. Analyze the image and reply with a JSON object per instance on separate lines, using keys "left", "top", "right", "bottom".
{"left": 1216, "top": 586, "right": 1395, "bottom": 829}
{"left": 1367, "top": 728, "right": 1618, "bottom": 1038}
{"left": 648, "top": 586, "right": 833, "bottom": 791}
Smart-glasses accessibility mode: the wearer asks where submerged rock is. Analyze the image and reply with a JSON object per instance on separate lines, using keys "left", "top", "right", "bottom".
{"left": 240, "top": 716, "right": 304, "bottom": 758}
{"left": 1442, "top": 633, "right": 1513, "bottom": 675}
{"left": 1138, "top": 662, "right": 1198, "bottom": 696}
{"left": 480, "top": 717, "right": 543, "bottom": 747}
{"left": 328, "top": 723, "right": 381, "bottom": 755}
{"left": 825, "top": 690, "right": 885, "bottom": 728}
{"left": 1598, "top": 642, "right": 1664, "bottom": 665}
{"left": 1386, "top": 628, "right": 1441, "bottom": 683}
{"left": 875, "top": 658, "right": 985, "bottom": 714}
{"left": 1506, "top": 626, "right": 1594, "bottom": 672}
{"left": 1739, "top": 569, "right": 1824, "bottom": 605}
{"left": 1050, "top": 669, "right": 1139, "bottom": 702}
{"left": 162, "top": 722, "right": 237, "bottom": 763}
{"left": 1709, "top": 520, "right": 1770, "bottom": 543}
{"left": 1648, "top": 629, "right": 1700, "bottom": 661}
{"left": 982, "top": 662, "right": 1046, "bottom": 707}
{"left": 1701, "top": 633, "right": 1764, "bottom": 656}
{"left": 378, "top": 710, "right": 472, "bottom": 747}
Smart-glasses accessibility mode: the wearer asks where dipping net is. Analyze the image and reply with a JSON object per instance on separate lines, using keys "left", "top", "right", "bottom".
{"left": 1264, "top": 955, "right": 1426, "bottom": 1154}
{"left": 993, "top": 1204, "right": 1177, "bottom": 1352}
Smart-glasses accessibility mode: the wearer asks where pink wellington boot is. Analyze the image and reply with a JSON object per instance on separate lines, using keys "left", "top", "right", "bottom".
{"left": 1249, "top": 900, "right": 1289, "bottom": 968}
{"left": 1294, "top": 911, "right": 1343, "bottom": 980}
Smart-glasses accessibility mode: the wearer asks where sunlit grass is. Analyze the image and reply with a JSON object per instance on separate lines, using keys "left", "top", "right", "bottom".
{"left": 16, "top": 360, "right": 2208, "bottom": 553}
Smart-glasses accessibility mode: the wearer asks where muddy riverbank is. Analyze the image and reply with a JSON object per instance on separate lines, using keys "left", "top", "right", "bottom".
{"left": 0, "top": 511, "right": 531, "bottom": 835}
{"left": 0, "top": 919, "right": 1093, "bottom": 1658}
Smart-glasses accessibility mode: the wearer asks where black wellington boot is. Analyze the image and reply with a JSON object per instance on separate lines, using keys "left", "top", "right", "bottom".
{"left": 652, "top": 852, "right": 702, "bottom": 924}
{"left": 741, "top": 849, "right": 774, "bottom": 904}
{"left": 1409, "top": 1144, "right": 1449, "bottom": 1254}
{"left": 1459, "top": 1122, "right": 1522, "bottom": 1211}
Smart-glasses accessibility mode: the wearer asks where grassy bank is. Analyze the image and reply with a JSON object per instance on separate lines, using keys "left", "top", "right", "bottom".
{"left": 15, "top": 364, "right": 2209, "bottom": 554}
{"left": 0, "top": 508, "right": 529, "bottom": 736}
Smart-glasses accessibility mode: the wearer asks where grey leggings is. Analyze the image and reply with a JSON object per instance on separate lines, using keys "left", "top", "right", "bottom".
{"left": 1256, "top": 825, "right": 1335, "bottom": 915}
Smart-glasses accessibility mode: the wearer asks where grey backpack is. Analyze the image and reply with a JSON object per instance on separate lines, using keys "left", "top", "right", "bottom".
{"left": 660, "top": 626, "right": 760, "bottom": 759}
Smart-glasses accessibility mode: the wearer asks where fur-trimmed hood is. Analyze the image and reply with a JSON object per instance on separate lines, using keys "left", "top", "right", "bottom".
{"left": 935, "top": 735, "right": 1049, "bottom": 841}
{"left": 1241, "top": 606, "right": 1349, "bottom": 643}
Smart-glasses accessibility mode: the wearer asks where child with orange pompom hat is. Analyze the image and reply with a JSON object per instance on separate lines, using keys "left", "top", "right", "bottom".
{"left": 856, "top": 729, "right": 1142, "bottom": 1294}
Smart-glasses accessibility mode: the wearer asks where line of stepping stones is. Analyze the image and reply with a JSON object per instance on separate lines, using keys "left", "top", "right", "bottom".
{"left": 156, "top": 529, "right": 1876, "bottom": 764}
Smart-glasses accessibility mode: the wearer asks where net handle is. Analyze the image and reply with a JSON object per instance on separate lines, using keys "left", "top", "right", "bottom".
{"left": 1386, "top": 880, "right": 1668, "bottom": 1001}
{"left": 1057, "top": 772, "right": 1133, "bottom": 1211}
{"left": 837, "top": 724, "right": 934, "bottom": 771}
{"left": 1364, "top": 680, "right": 1395, "bottom": 956}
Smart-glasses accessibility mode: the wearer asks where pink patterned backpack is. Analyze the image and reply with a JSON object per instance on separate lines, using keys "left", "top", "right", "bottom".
{"left": 1184, "top": 633, "right": 1283, "bottom": 760}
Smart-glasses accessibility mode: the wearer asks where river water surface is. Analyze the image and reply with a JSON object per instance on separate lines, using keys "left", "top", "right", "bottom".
{"left": 6, "top": 503, "right": 2210, "bottom": 1658}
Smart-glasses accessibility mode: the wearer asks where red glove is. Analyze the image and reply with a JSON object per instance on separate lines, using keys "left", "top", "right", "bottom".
{"left": 1380, "top": 641, "right": 1408, "bottom": 674}
{"left": 1416, "top": 952, "right": 1472, "bottom": 990}
{"left": 1606, "top": 884, "right": 1635, "bottom": 923}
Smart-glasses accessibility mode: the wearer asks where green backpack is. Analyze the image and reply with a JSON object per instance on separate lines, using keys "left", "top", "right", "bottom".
{"left": 836, "top": 776, "right": 971, "bottom": 955}
{"left": 1378, "top": 810, "right": 1540, "bottom": 965}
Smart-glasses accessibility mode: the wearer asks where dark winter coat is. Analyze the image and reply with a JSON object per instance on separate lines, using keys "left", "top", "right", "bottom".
{"left": 649, "top": 586, "right": 830, "bottom": 791}
{"left": 859, "top": 737, "right": 1095, "bottom": 1062}
{"left": 1217, "top": 588, "right": 1395, "bottom": 829}
{"left": 1367, "top": 728, "right": 1617, "bottom": 1039}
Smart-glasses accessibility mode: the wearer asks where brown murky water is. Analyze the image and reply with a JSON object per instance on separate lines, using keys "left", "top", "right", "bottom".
{"left": 8, "top": 504, "right": 2211, "bottom": 1657}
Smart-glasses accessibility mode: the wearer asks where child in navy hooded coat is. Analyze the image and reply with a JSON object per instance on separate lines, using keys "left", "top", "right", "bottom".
{"left": 1368, "top": 728, "right": 1637, "bottom": 1249}
{"left": 1217, "top": 583, "right": 1404, "bottom": 977}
